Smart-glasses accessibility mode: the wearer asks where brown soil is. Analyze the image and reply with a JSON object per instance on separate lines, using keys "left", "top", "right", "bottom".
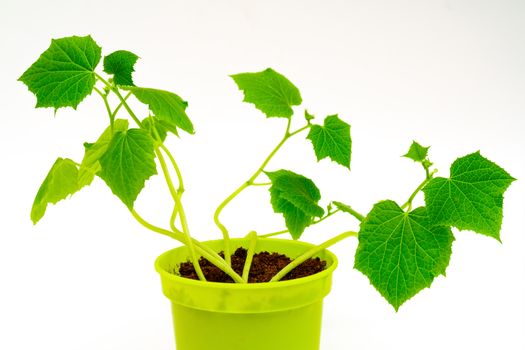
{"left": 178, "top": 247, "right": 326, "bottom": 283}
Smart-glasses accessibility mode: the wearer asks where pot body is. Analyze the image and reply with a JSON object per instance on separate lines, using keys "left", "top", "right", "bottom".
{"left": 155, "top": 238, "right": 338, "bottom": 350}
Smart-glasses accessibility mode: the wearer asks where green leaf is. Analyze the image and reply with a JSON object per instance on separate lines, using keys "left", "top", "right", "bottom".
{"left": 355, "top": 200, "right": 454, "bottom": 310}
{"left": 307, "top": 115, "right": 352, "bottom": 169}
{"left": 98, "top": 129, "right": 157, "bottom": 208}
{"left": 423, "top": 152, "right": 515, "bottom": 240}
{"left": 304, "top": 110, "right": 315, "bottom": 122}
{"left": 266, "top": 170, "right": 324, "bottom": 239}
{"left": 403, "top": 141, "right": 430, "bottom": 162}
{"left": 31, "top": 158, "right": 80, "bottom": 224}
{"left": 231, "top": 68, "right": 302, "bottom": 118}
{"left": 142, "top": 116, "right": 175, "bottom": 141}
{"left": 125, "top": 87, "right": 194, "bottom": 135}
{"left": 19, "top": 35, "right": 102, "bottom": 110}
{"left": 103, "top": 50, "right": 139, "bottom": 86}
{"left": 78, "top": 119, "right": 129, "bottom": 187}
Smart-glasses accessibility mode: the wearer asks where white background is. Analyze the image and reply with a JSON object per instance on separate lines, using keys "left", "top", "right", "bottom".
{"left": 1, "top": 0, "right": 524, "bottom": 349}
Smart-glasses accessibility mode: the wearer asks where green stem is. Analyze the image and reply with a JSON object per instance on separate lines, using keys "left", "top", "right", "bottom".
{"left": 213, "top": 182, "right": 246, "bottom": 265}
{"left": 149, "top": 131, "right": 183, "bottom": 231}
{"left": 214, "top": 118, "right": 311, "bottom": 264}
{"left": 270, "top": 230, "right": 358, "bottom": 282}
{"left": 153, "top": 135, "right": 184, "bottom": 231}
{"left": 93, "top": 87, "right": 114, "bottom": 131}
{"left": 260, "top": 209, "right": 342, "bottom": 238}
{"left": 114, "top": 88, "right": 143, "bottom": 128}
{"left": 159, "top": 143, "right": 185, "bottom": 194}
{"left": 169, "top": 204, "right": 182, "bottom": 234}
{"left": 131, "top": 210, "right": 244, "bottom": 283}
{"left": 153, "top": 129, "right": 185, "bottom": 229}
{"left": 132, "top": 209, "right": 180, "bottom": 241}
{"left": 155, "top": 147, "right": 205, "bottom": 281}
{"left": 94, "top": 87, "right": 131, "bottom": 134}
{"left": 400, "top": 169, "right": 437, "bottom": 211}
{"left": 168, "top": 224, "right": 231, "bottom": 274}
{"left": 95, "top": 74, "right": 143, "bottom": 128}
{"left": 242, "top": 231, "right": 258, "bottom": 282}
{"left": 319, "top": 208, "right": 341, "bottom": 223}
{"left": 288, "top": 124, "right": 310, "bottom": 137}
{"left": 252, "top": 118, "right": 293, "bottom": 174}
{"left": 93, "top": 74, "right": 240, "bottom": 283}
{"left": 336, "top": 204, "right": 365, "bottom": 222}
{"left": 111, "top": 92, "right": 131, "bottom": 120}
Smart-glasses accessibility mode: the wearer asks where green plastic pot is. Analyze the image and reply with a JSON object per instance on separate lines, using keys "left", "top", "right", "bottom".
{"left": 155, "top": 237, "right": 338, "bottom": 350}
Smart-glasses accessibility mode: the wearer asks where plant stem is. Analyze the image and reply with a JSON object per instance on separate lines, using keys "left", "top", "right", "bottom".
{"left": 260, "top": 209, "right": 342, "bottom": 238}
{"left": 159, "top": 143, "right": 185, "bottom": 194}
{"left": 131, "top": 210, "right": 244, "bottom": 283}
{"left": 214, "top": 118, "right": 311, "bottom": 264}
{"left": 400, "top": 169, "right": 437, "bottom": 211}
{"left": 169, "top": 204, "right": 182, "bottom": 234}
{"left": 150, "top": 131, "right": 184, "bottom": 231}
{"left": 242, "top": 231, "right": 258, "bottom": 282}
{"left": 214, "top": 182, "right": 246, "bottom": 266}
{"left": 336, "top": 203, "right": 365, "bottom": 222}
{"left": 155, "top": 148, "right": 205, "bottom": 281}
{"left": 251, "top": 182, "right": 271, "bottom": 186}
{"left": 288, "top": 124, "right": 310, "bottom": 137}
{"left": 93, "top": 87, "right": 114, "bottom": 131}
{"left": 132, "top": 209, "right": 181, "bottom": 241}
{"left": 253, "top": 118, "right": 293, "bottom": 174}
{"left": 270, "top": 230, "right": 358, "bottom": 282}
{"left": 94, "top": 87, "right": 131, "bottom": 134}
{"left": 111, "top": 91, "right": 131, "bottom": 120}
{"left": 154, "top": 139, "right": 185, "bottom": 231}
{"left": 93, "top": 82, "right": 190, "bottom": 252}
{"left": 95, "top": 74, "right": 143, "bottom": 128}
{"left": 92, "top": 73, "right": 242, "bottom": 283}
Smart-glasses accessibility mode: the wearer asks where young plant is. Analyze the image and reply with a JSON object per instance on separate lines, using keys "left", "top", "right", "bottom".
{"left": 20, "top": 35, "right": 515, "bottom": 310}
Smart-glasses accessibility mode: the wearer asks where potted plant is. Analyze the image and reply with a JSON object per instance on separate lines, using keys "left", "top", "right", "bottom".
{"left": 19, "top": 35, "right": 515, "bottom": 350}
